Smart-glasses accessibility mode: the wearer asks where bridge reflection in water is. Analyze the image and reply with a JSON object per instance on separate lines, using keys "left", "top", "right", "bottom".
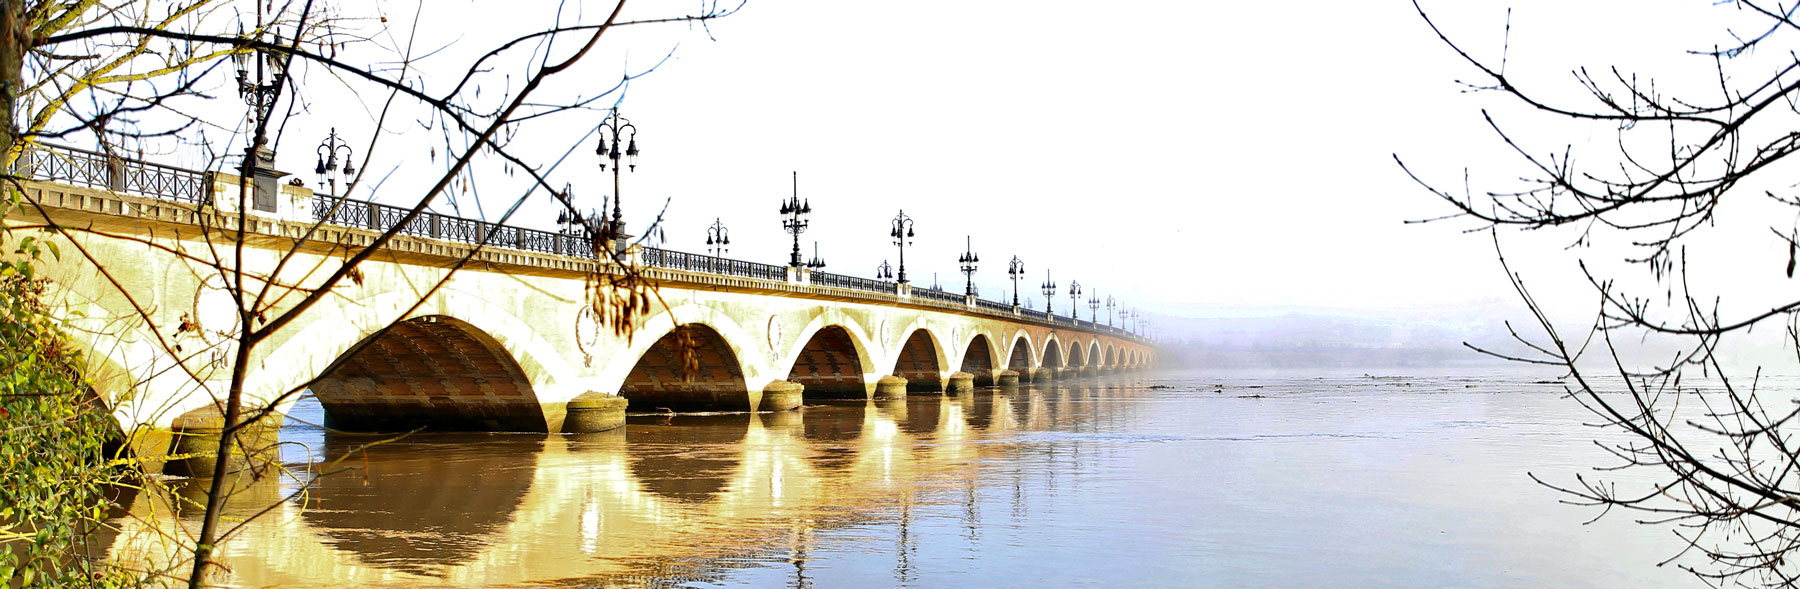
{"left": 101, "top": 377, "right": 1148, "bottom": 586}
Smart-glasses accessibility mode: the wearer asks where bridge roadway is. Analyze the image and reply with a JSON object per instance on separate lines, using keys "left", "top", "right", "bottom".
{"left": 4, "top": 144, "right": 1154, "bottom": 469}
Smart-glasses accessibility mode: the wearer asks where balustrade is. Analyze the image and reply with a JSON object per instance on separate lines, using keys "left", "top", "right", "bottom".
{"left": 26, "top": 145, "right": 1145, "bottom": 341}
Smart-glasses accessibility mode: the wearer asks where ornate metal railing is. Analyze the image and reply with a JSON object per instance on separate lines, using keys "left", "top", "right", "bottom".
{"left": 22, "top": 146, "right": 1146, "bottom": 342}
{"left": 11, "top": 142, "right": 212, "bottom": 204}
{"left": 809, "top": 271, "right": 898, "bottom": 295}
{"left": 641, "top": 248, "right": 789, "bottom": 282}
{"left": 912, "top": 287, "right": 963, "bottom": 305}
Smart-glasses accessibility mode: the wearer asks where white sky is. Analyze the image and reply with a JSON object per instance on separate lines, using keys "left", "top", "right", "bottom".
{"left": 245, "top": 0, "right": 1783, "bottom": 332}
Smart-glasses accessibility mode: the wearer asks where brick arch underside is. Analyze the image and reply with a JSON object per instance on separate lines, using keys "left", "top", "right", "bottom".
{"left": 960, "top": 335, "right": 993, "bottom": 374}
{"left": 962, "top": 335, "right": 995, "bottom": 385}
{"left": 893, "top": 331, "right": 942, "bottom": 392}
{"left": 1007, "top": 337, "right": 1032, "bottom": 370}
{"left": 1089, "top": 343, "right": 1101, "bottom": 367}
{"left": 619, "top": 325, "right": 749, "bottom": 411}
{"left": 1105, "top": 347, "right": 1116, "bottom": 367}
{"left": 310, "top": 316, "right": 545, "bottom": 432}
{"left": 786, "top": 326, "right": 865, "bottom": 399}
{"left": 1043, "top": 342, "right": 1064, "bottom": 369}
{"left": 1067, "top": 345, "right": 1085, "bottom": 368}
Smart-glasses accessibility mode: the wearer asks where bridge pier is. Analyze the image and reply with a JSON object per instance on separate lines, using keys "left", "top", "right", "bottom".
{"left": 994, "top": 369, "right": 1020, "bottom": 388}
{"left": 946, "top": 372, "right": 975, "bottom": 394}
{"left": 875, "top": 375, "right": 909, "bottom": 399}
{"left": 562, "top": 392, "right": 629, "bottom": 433}
{"left": 163, "top": 406, "right": 282, "bottom": 478}
{"left": 759, "top": 380, "right": 805, "bottom": 412}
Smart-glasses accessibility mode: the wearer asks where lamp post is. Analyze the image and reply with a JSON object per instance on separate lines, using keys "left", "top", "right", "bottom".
{"left": 1106, "top": 295, "right": 1117, "bottom": 328}
{"left": 780, "top": 171, "right": 811, "bottom": 268}
{"left": 233, "top": 16, "right": 289, "bottom": 213}
{"left": 1040, "top": 271, "right": 1057, "bottom": 318}
{"left": 807, "top": 241, "right": 827, "bottom": 270}
{"left": 1088, "top": 294, "right": 1101, "bottom": 324}
{"left": 314, "top": 127, "right": 355, "bottom": 196}
{"left": 1006, "top": 256, "right": 1024, "bottom": 307}
{"left": 1067, "top": 281, "right": 1082, "bottom": 322}
{"left": 594, "top": 110, "right": 639, "bottom": 239}
{"left": 958, "top": 235, "right": 979, "bottom": 297}
{"left": 877, "top": 260, "right": 894, "bottom": 281}
{"left": 706, "top": 217, "right": 730, "bottom": 258}
{"left": 889, "top": 210, "right": 915, "bottom": 284}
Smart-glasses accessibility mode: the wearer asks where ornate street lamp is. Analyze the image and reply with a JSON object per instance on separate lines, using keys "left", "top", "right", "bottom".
{"left": 889, "top": 210, "right": 915, "bottom": 284}
{"left": 234, "top": 17, "right": 289, "bottom": 212}
{"left": 877, "top": 259, "right": 894, "bottom": 281}
{"left": 706, "top": 217, "right": 730, "bottom": 258}
{"left": 594, "top": 110, "right": 639, "bottom": 236}
{"left": 314, "top": 127, "right": 355, "bottom": 196}
{"left": 1106, "top": 295, "right": 1117, "bottom": 328}
{"left": 1067, "top": 281, "right": 1082, "bottom": 322}
{"left": 1006, "top": 256, "right": 1025, "bottom": 307}
{"left": 1040, "top": 271, "right": 1057, "bottom": 317}
{"left": 780, "top": 171, "right": 811, "bottom": 268}
{"left": 807, "top": 241, "right": 827, "bottom": 270}
{"left": 1088, "top": 294, "right": 1101, "bottom": 324}
{"left": 958, "top": 235, "right": 979, "bottom": 296}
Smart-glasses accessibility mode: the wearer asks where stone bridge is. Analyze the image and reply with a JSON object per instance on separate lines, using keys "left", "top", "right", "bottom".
{"left": 3, "top": 143, "right": 1155, "bottom": 464}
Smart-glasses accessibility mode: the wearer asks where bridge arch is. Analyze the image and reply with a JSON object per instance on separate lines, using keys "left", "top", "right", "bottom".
{"left": 615, "top": 322, "right": 751, "bottom": 412}
{"left": 959, "top": 333, "right": 998, "bottom": 379}
{"left": 262, "top": 285, "right": 575, "bottom": 423}
{"left": 598, "top": 303, "right": 763, "bottom": 394}
{"left": 1066, "top": 342, "right": 1085, "bottom": 369}
{"left": 1004, "top": 330, "right": 1035, "bottom": 371}
{"left": 1088, "top": 341, "right": 1102, "bottom": 368}
{"left": 1105, "top": 345, "right": 1116, "bottom": 368}
{"left": 310, "top": 315, "right": 546, "bottom": 431}
{"left": 1041, "top": 335, "right": 1065, "bottom": 369}
{"left": 891, "top": 324, "right": 948, "bottom": 392}
{"left": 781, "top": 313, "right": 879, "bottom": 399}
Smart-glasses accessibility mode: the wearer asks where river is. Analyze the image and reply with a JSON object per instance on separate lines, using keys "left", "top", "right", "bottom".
{"left": 101, "top": 368, "right": 1714, "bottom": 587}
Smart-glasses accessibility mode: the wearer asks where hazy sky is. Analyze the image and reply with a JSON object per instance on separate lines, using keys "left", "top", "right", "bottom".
{"left": 256, "top": 1, "right": 1776, "bottom": 332}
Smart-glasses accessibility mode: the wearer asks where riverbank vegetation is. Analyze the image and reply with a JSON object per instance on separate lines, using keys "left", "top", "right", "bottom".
{"left": 0, "top": 195, "right": 140, "bottom": 586}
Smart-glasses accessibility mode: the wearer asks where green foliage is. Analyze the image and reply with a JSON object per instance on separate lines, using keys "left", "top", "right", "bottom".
{"left": 0, "top": 191, "right": 144, "bottom": 586}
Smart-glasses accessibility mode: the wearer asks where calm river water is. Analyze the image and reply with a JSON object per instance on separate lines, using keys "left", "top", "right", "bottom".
{"left": 103, "top": 368, "right": 1716, "bottom": 587}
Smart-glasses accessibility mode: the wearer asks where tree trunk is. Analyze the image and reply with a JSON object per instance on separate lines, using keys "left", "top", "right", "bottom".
{"left": 0, "top": 0, "right": 24, "bottom": 162}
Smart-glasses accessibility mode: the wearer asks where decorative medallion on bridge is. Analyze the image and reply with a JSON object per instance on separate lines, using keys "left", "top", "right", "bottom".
{"left": 879, "top": 318, "right": 890, "bottom": 351}
{"left": 950, "top": 326, "right": 959, "bottom": 347}
{"left": 767, "top": 315, "right": 784, "bottom": 352}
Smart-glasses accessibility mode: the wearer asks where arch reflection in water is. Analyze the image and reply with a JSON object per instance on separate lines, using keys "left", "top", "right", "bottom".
{"left": 98, "top": 381, "right": 1157, "bottom": 586}
{"left": 304, "top": 433, "right": 544, "bottom": 575}
{"left": 625, "top": 413, "right": 750, "bottom": 502}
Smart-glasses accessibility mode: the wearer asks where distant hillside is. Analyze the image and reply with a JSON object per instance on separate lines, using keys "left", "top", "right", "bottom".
{"left": 1154, "top": 313, "right": 1513, "bottom": 370}
{"left": 1152, "top": 312, "right": 1797, "bottom": 372}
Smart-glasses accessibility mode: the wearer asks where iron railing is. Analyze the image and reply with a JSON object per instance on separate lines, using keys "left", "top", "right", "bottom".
{"left": 809, "top": 271, "right": 898, "bottom": 295}
{"left": 21, "top": 146, "right": 1146, "bottom": 342}
{"left": 641, "top": 247, "right": 788, "bottom": 282}
{"left": 11, "top": 142, "right": 212, "bottom": 204}
{"left": 975, "top": 298, "right": 1013, "bottom": 313}
{"left": 912, "top": 287, "right": 963, "bottom": 305}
